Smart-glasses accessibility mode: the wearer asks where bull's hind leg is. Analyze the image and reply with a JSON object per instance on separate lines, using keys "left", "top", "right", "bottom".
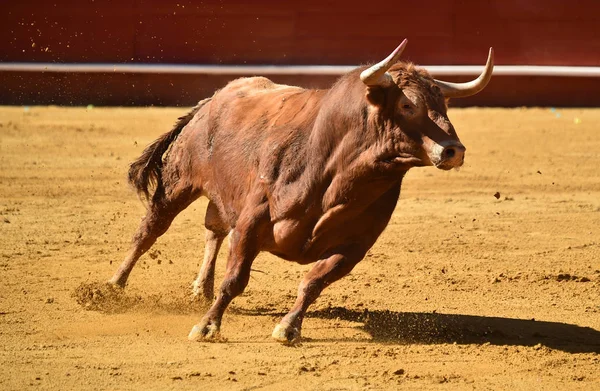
{"left": 191, "top": 201, "right": 230, "bottom": 303}
{"left": 272, "top": 245, "right": 366, "bottom": 344}
{"left": 190, "top": 230, "right": 225, "bottom": 302}
{"left": 109, "top": 188, "right": 200, "bottom": 287}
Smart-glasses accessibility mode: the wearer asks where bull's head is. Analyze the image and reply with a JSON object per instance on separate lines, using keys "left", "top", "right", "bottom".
{"left": 361, "top": 39, "right": 493, "bottom": 170}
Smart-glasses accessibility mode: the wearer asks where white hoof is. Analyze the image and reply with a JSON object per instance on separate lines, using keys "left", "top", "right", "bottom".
{"left": 272, "top": 322, "right": 301, "bottom": 344}
{"left": 188, "top": 321, "right": 219, "bottom": 341}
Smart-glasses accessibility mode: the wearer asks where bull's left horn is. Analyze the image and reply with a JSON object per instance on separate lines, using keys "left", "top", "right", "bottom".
{"left": 360, "top": 39, "right": 408, "bottom": 87}
{"left": 434, "top": 48, "right": 494, "bottom": 98}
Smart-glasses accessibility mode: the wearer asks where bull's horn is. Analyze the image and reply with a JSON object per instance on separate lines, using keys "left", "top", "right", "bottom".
{"left": 360, "top": 39, "right": 408, "bottom": 87}
{"left": 434, "top": 48, "right": 494, "bottom": 98}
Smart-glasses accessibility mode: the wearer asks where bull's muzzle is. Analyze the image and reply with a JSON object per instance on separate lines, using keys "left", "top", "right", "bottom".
{"left": 428, "top": 141, "right": 466, "bottom": 170}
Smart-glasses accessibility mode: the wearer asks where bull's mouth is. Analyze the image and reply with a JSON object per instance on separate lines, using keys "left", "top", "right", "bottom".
{"left": 385, "top": 154, "right": 429, "bottom": 167}
{"left": 435, "top": 162, "right": 456, "bottom": 171}
{"left": 433, "top": 157, "right": 464, "bottom": 171}
{"left": 377, "top": 152, "right": 442, "bottom": 169}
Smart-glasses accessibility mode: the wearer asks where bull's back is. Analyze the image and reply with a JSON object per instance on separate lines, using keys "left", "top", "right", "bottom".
{"left": 184, "top": 77, "right": 324, "bottom": 224}
{"left": 218, "top": 77, "right": 323, "bottom": 130}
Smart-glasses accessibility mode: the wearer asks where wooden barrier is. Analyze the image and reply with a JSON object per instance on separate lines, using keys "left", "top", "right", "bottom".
{"left": 2, "top": 1, "right": 599, "bottom": 106}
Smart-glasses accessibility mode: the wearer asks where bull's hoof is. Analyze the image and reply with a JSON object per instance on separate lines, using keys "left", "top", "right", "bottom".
{"left": 271, "top": 322, "right": 301, "bottom": 345}
{"left": 106, "top": 277, "right": 126, "bottom": 288}
{"left": 188, "top": 320, "right": 220, "bottom": 341}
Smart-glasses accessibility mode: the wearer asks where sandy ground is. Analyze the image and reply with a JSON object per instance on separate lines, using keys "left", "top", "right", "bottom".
{"left": 1, "top": 106, "right": 599, "bottom": 390}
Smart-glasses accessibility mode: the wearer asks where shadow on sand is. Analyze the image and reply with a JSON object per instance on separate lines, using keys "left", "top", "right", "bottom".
{"left": 73, "top": 282, "right": 600, "bottom": 354}
{"left": 302, "top": 307, "right": 600, "bottom": 354}
{"left": 234, "top": 306, "right": 600, "bottom": 354}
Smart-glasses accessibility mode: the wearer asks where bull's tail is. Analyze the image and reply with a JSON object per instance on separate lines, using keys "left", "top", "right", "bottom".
{"left": 128, "top": 98, "right": 210, "bottom": 202}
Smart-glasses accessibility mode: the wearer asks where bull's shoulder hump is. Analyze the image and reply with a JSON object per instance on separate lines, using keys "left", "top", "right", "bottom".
{"left": 225, "top": 76, "right": 305, "bottom": 95}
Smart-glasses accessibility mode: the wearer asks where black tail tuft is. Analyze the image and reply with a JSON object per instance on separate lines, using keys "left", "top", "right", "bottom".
{"left": 127, "top": 98, "right": 210, "bottom": 202}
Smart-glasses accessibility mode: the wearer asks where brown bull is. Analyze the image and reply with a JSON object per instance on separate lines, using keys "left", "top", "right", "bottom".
{"left": 109, "top": 39, "right": 494, "bottom": 343}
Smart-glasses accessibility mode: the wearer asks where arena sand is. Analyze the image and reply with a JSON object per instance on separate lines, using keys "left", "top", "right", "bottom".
{"left": 1, "top": 106, "right": 599, "bottom": 390}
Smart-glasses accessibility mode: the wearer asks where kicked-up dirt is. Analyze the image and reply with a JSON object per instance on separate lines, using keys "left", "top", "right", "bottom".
{"left": 1, "top": 106, "right": 599, "bottom": 390}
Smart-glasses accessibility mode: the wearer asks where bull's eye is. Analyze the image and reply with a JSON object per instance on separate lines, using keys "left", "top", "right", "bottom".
{"left": 402, "top": 104, "right": 411, "bottom": 109}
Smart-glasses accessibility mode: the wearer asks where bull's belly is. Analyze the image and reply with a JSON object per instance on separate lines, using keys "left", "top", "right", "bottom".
{"left": 267, "top": 213, "right": 381, "bottom": 264}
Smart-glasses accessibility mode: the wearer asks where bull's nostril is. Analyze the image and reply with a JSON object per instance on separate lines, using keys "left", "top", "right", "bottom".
{"left": 444, "top": 148, "right": 456, "bottom": 159}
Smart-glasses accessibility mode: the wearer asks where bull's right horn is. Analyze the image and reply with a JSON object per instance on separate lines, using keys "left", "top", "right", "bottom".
{"left": 434, "top": 48, "right": 494, "bottom": 98}
{"left": 360, "top": 39, "right": 408, "bottom": 88}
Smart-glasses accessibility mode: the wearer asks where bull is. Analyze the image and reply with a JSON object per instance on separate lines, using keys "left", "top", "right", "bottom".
{"left": 108, "top": 39, "right": 494, "bottom": 343}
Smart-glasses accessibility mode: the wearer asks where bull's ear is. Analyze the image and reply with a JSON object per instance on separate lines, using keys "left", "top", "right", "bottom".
{"left": 365, "top": 86, "right": 387, "bottom": 107}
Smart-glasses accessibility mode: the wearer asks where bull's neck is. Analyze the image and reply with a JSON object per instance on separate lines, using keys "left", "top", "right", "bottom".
{"left": 268, "top": 76, "right": 406, "bottom": 220}
{"left": 302, "top": 92, "right": 406, "bottom": 210}
{"left": 307, "top": 79, "right": 373, "bottom": 173}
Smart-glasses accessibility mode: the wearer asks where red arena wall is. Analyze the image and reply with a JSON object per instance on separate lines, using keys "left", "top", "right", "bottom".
{"left": 2, "top": 0, "right": 599, "bottom": 106}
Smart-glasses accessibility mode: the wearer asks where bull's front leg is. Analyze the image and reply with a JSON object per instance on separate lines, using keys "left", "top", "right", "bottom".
{"left": 272, "top": 245, "right": 366, "bottom": 344}
{"left": 188, "top": 229, "right": 257, "bottom": 340}
{"left": 188, "top": 201, "right": 267, "bottom": 341}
